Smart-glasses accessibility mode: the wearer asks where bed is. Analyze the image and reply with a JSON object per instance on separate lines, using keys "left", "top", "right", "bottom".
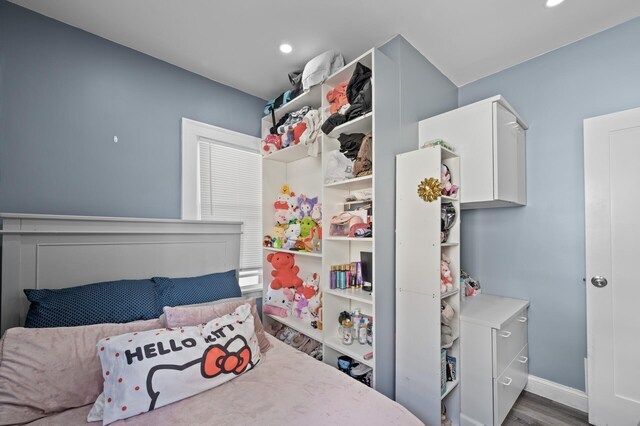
{"left": 0, "top": 214, "right": 421, "bottom": 425}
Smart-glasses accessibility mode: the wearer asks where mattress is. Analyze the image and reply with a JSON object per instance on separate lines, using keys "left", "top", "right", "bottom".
{"left": 26, "top": 335, "right": 422, "bottom": 425}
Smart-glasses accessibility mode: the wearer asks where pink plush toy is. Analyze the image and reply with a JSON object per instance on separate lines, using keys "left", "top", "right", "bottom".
{"left": 441, "top": 253, "right": 453, "bottom": 293}
{"left": 441, "top": 164, "right": 458, "bottom": 197}
{"left": 264, "top": 287, "right": 294, "bottom": 318}
{"left": 267, "top": 252, "right": 303, "bottom": 290}
{"left": 261, "top": 134, "right": 282, "bottom": 156}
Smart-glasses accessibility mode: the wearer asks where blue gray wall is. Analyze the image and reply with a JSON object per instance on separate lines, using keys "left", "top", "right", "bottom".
{"left": 0, "top": 1, "right": 264, "bottom": 219}
{"left": 378, "top": 35, "right": 459, "bottom": 399}
{"left": 459, "top": 17, "right": 640, "bottom": 391}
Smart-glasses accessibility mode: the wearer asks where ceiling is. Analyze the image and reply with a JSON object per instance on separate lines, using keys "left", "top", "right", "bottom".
{"left": 10, "top": 0, "right": 640, "bottom": 99}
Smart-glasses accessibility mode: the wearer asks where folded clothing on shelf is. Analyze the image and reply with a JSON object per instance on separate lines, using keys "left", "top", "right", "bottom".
{"left": 278, "top": 106, "right": 310, "bottom": 134}
{"left": 327, "top": 81, "right": 349, "bottom": 114}
{"left": 338, "top": 133, "right": 366, "bottom": 160}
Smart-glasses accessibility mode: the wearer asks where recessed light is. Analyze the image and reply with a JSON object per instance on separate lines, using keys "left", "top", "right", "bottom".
{"left": 546, "top": 0, "right": 565, "bottom": 7}
{"left": 279, "top": 44, "right": 292, "bottom": 54}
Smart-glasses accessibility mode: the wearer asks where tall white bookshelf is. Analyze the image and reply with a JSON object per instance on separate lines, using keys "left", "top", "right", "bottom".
{"left": 395, "top": 145, "right": 462, "bottom": 425}
{"left": 262, "top": 48, "right": 400, "bottom": 398}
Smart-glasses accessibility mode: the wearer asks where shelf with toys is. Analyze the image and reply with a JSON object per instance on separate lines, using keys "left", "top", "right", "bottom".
{"left": 261, "top": 46, "right": 401, "bottom": 398}
{"left": 396, "top": 144, "right": 462, "bottom": 426}
{"left": 262, "top": 247, "right": 322, "bottom": 258}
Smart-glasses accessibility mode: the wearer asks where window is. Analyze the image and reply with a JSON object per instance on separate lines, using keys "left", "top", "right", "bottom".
{"left": 181, "top": 119, "right": 262, "bottom": 291}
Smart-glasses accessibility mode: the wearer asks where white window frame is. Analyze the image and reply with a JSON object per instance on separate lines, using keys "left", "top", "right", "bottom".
{"left": 181, "top": 118, "right": 262, "bottom": 295}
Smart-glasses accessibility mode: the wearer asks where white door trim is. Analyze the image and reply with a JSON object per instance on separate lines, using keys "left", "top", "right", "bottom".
{"left": 584, "top": 106, "right": 640, "bottom": 425}
{"left": 180, "top": 118, "right": 260, "bottom": 220}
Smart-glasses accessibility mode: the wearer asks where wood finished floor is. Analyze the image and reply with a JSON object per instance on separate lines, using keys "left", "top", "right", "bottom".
{"left": 504, "top": 391, "right": 590, "bottom": 426}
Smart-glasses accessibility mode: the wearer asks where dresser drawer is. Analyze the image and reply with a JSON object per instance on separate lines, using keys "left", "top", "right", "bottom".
{"left": 492, "top": 308, "right": 528, "bottom": 378}
{"left": 493, "top": 345, "right": 529, "bottom": 426}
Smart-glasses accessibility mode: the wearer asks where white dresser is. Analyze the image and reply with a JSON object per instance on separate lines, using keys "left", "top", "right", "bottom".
{"left": 460, "top": 294, "right": 529, "bottom": 426}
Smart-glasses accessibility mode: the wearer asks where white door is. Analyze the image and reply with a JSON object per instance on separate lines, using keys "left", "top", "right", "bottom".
{"left": 585, "top": 106, "right": 640, "bottom": 425}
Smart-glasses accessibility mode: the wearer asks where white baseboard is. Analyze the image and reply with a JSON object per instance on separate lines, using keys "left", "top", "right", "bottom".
{"left": 525, "top": 375, "right": 588, "bottom": 413}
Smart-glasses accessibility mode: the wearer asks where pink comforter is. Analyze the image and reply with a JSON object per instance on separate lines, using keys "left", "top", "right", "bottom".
{"left": 26, "top": 336, "right": 422, "bottom": 425}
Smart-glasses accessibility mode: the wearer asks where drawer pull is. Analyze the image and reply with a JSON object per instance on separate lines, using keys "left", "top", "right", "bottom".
{"left": 518, "top": 356, "right": 529, "bottom": 364}
{"left": 517, "top": 317, "right": 528, "bottom": 323}
{"left": 499, "top": 331, "right": 512, "bottom": 338}
{"left": 501, "top": 377, "right": 513, "bottom": 386}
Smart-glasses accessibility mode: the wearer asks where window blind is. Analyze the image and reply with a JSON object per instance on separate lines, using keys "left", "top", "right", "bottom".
{"left": 199, "top": 139, "right": 262, "bottom": 272}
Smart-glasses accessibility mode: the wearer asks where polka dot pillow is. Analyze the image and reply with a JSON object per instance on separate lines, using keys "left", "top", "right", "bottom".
{"left": 89, "top": 303, "right": 261, "bottom": 424}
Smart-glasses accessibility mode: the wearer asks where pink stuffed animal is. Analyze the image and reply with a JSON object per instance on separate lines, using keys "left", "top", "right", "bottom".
{"left": 264, "top": 287, "right": 294, "bottom": 318}
{"left": 441, "top": 164, "right": 458, "bottom": 197}
{"left": 261, "top": 134, "right": 282, "bottom": 156}
{"left": 441, "top": 254, "right": 453, "bottom": 293}
{"left": 293, "top": 293, "right": 310, "bottom": 320}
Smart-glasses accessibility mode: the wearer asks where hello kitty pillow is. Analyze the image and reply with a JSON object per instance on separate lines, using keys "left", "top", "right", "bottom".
{"left": 90, "top": 304, "right": 261, "bottom": 424}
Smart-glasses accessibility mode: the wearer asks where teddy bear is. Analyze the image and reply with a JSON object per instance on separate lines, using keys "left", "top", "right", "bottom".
{"left": 300, "top": 217, "right": 317, "bottom": 238}
{"left": 441, "top": 300, "right": 454, "bottom": 326}
{"left": 441, "top": 164, "right": 458, "bottom": 197}
{"left": 441, "top": 253, "right": 453, "bottom": 293}
{"left": 266, "top": 252, "right": 303, "bottom": 290}
{"left": 441, "top": 300, "right": 455, "bottom": 348}
{"left": 283, "top": 222, "right": 301, "bottom": 250}
{"left": 441, "top": 324, "right": 454, "bottom": 348}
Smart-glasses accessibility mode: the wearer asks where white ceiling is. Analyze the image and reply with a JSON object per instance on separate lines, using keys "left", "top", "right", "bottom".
{"left": 10, "top": 0, "right": 640, "bottom": 99}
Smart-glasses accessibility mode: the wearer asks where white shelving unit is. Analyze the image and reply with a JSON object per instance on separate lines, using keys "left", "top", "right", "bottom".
{"left": 261, "top": 83, "right": 324, "bottom": 345}
{"left": 262, "top": 47, "right": 400, "bottom": 399}
{"left": 395, "top": 146, "right": 462, "bottom": 425}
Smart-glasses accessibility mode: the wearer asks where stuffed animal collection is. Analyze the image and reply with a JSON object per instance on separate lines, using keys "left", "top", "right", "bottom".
{"left": 263, "top": 250, "right": 323, "bottom": 327}
{"left": 263, "top": 185, "right": 322, "bottom": 253}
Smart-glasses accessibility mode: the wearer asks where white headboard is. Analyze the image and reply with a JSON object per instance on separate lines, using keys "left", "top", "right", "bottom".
{"left": 0, "top": 214, "right": 242, "bottom": 334}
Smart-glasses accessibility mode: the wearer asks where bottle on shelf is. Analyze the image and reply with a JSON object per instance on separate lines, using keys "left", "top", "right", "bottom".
{"left": 367, "top": 318, "right": 373, "bottom": 346}
{"left": 358, "top": 318, "right": 368, "bottom": 344}
{"left": 342, "top": 319, "right": 354, "bottom": 345}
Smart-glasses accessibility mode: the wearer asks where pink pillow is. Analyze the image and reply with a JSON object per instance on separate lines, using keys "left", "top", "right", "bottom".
{"left": 163, "top": 298, "right": 271, "bottom": 353}
{"left": 0, "top": 319, "right": 162, "bottom": 426}
{"left": 92, "top": 304, "right": 261, "bottom": 425}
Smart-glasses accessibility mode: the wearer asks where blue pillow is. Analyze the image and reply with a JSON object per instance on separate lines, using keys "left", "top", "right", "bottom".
{"left": 24, "top": 279, "right": 163, "bottom": 328}
{"left": 153, "top": 270, "right": 241, "bottom": 308}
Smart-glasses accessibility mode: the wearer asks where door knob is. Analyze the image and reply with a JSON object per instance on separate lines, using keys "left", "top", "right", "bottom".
{"left": 591, "top": 276, "right": 608, "bottom": 288}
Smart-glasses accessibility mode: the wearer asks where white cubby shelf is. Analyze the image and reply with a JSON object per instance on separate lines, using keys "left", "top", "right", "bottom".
{"left": 263, "top": 247, "right": 322, "bottom": 258}
{"left": 324, "top": 287, "right": 373, "bottom": 304}
{"left": 396, "top": 146, "right": 462, "bottom": 425}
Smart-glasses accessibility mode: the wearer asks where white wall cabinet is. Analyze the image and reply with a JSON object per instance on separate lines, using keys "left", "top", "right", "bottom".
{"left": 396, "top": 146, "right": 462, "bottom": 425}
{"left": 460, "top": 294, "right": 529, "bottom": 426}
{"left": 418, "top": 96, "right": 528, "bottom": 209}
